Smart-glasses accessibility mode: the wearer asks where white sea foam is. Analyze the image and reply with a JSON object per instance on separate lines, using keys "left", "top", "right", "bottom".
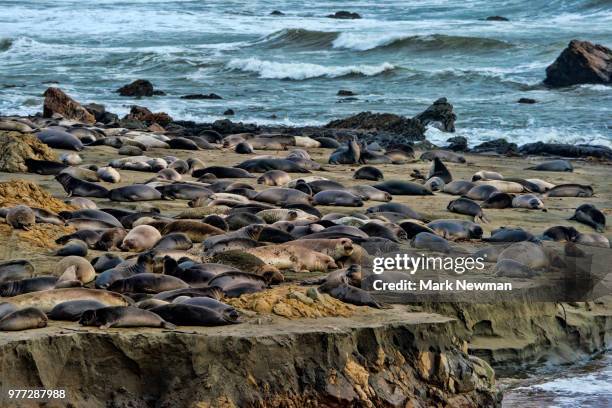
{"left": 226, "top": 58, "right": 395, "bottom": 80}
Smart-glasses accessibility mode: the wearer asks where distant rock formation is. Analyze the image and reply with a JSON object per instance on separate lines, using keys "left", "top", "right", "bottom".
{"left": 327, "top": 11, "right": 361, "bottom": 19}
{"left": 414, "top": 98, "right": 457, "bottom": 132}
{"left": 116, "top": 79, "right": 165, "bottom": 97}
{"left": 326, "top": 112, "right": 425, "bottom": 141}
{"left": 544, "top": 40, "right": 611, "bottom": 87}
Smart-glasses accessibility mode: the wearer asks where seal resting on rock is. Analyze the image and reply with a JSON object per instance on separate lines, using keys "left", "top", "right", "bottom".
{"left": 79, "top": 306, "right": 175, "bottom": 329}
{"left": 0, "top": 307, "right": 47, "bottom": 331}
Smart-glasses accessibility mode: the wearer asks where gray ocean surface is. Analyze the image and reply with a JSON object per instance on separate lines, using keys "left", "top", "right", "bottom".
{"left": 0, "top": 0, "right": 610, "bottom": 147}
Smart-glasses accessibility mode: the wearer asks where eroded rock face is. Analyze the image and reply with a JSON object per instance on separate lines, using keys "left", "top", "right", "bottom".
{"left": 472, "top": 138, "right": 519, "bottom": 156}
{"left": 415, "top": 97, "right": 457, "bottom": 132}
{"left": 42, "top": 87, "right": 96, "bottom": 124}
{"left": 0, "top": 312, "right": 499, "bottom": 408}
{"left": 544, "top": 40, "right": 612, "bottom": 87}
{"left": 0, "top": 131, "right": 56, "bottom": 172}
{"left": 326, "top": 112, "right": 426, "bottom": 141}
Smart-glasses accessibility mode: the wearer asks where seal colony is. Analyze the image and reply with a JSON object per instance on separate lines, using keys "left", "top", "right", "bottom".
{"left": 0, "top": 91, "right": 610, "bottom": 333}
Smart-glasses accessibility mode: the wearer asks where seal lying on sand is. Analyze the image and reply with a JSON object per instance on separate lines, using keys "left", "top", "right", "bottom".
{"left": 79, "top": 306, "right": 175, "bottom": 329}
{"left": 0, "top": 307, "right": 48, "bottom": 331}
{"left": 570, "top": 204, "right": 606, "bottom": 232}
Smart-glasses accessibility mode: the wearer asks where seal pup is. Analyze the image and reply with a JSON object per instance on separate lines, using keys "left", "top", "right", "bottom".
{"left": 545, "top": 184, "right": 593, "bottom": 197}
{"left": 472, "top": 171, "right": 503, "bottom": 181}
{"left": 570, "top": 204, "right": 606, "bottom": 232}
{"left": 353, "top": 166, "right": 383, "bottom": 181}
{"left": 245, "top": 245, "right": 338, "bottom": 272}
{"left": 512, "top": 194, "right": 545, "bottom": 210}
{"left": 424, "top": 177, "right": 445, "bottom": 192}
{"left": 79, "top": 306, "right": 175, "bottom": 329}
{"left": 60, "top": 152, "right": 82, "bottom": 165}
{"left": 109, "top": 185, "right": 162, "bottom": 201}
{"left": 313, "top": 190, "right": 364, "bottom": 207}
{"left": 6, "top": 205, "right": 35, "bottom": 230}
{"left": 427, "top": 219, "right": 483, "bottom": 240}
{"left": 97, "top": 166, "right": 121, "bottom": 183}
{"left": 443, "top": 180, "right": 475, "bottom": 196}
{"left": 542, "top": 226, "right": 580, "bottom": 242}
{"left": 526, "top": 159, "right": 573, "bottom": 172}
{"left": 0, "top": 307, "right": 47, "bottom": 331}
{"left": 257, "top": 170, "right": 291, "bottom": 186}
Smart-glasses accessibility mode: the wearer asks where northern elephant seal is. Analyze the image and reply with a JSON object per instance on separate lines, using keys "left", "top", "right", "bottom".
{"left": 79, "top": 306, "right": 175, "bottom": 329}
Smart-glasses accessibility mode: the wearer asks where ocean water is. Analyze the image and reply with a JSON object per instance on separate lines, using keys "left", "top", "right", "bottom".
{"left": 0, "top": 0, "right": 610, "bottom": 148}
{"left": 502, "top": 353, "right": 612, "bottom": 408}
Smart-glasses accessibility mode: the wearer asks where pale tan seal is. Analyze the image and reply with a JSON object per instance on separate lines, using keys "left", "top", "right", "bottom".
{"left": 97, "top": 166, "right": 121, "bottom": 183}
{"left": 257, "top": 170, "right": 291, "bottom": 186}
{"left": 283, "top": 238, "right": 354, "bottom": 261}
{"left": 0, "top": 307, "right": 47, "bottom": 331}
{"left": 245, "top": 245, "right": 337, "bottom": 272}
{"left": 122, "top": 225, "right": 162, "bottom": 252}
{"left": 6, "top": 288, "right": 130, "bottom": 313}
{"left": 54, "top": 256, "right": 96, "bottom": 284}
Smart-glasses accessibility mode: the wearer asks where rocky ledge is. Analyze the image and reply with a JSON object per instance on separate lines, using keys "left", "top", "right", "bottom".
{"left": 0, "top": 308, "right": 499, "bottom": 408}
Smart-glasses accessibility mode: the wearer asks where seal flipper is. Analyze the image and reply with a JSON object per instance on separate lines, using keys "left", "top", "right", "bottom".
{"left": 161, "top": 321, "right": 176, "bottom": 330}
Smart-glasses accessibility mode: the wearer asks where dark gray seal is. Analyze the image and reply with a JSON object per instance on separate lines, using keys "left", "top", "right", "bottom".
{"left": 447, "top": 198, "right": 489, "bottom": 222}
{"left": 108, "top": 273, "right": 189, "bottom": 294}
{"left": 353, "top": 166, "right": 384, "bottom": 181}
{"left": 48, "top": 299, "right": 106, "bottom": 321}
{"left": 411, "top": 232, "right": 452, "bottom": 253}
{"left": 526, "top": 159, "right": 573, "bottom": 172}
{"left": 235, "top": 141, "right": 253, "bottom": 154}
{"left": 25, "top": 159, "right": 68, "bottom": 175}
{"left": 236, "top": 159, "right": 311, "bottom": 173}
{"left": 155, "top": 183, "right": 213, "bottom": 200}
{"left": 329, "top": 138, "right": 361, "bottom": 165}
{"left": 427, "top": 219, "right": 483, "bottom": 240}
{"left": 542, "top": 226, "right": 580, "bottom": 242}
{"left": 55, "top": 173, "right": 109, "bottom": 198}
{"left": 427, "top": 157, "right": 452, "bottom": 183}
{"left": 570, "top": 204, "right": 606, "bottom": 232}
{"left": 254, "top": 188, "right": 313, "bottom": 205}
{"left": 0, "top": 276, "right": 58, "bottom": 297}
{"left": 37, "top": 128, "right": 84, "bottom": 151}
{"left": 192, "top": 166, "right": 255, "bottom": 178}
{"left": 481, "top": 192, "right": 514, "bottom": 209}
{"left": 483, "top": 227, "right": 536, "bottom": 243}
{"left": 153, "top": 233, "right": 193, "bottom": 251}
{"left": 0, "top": 260, "right": 34, "bottom": 283}
{"left": 372, "top": 180, "right": 433, "bottom": 196}
{"left": 366, "top": 203, "right": 422, "bottom": 219}
{"left": 150, "top": 303, "right": 239, "bottom": 326}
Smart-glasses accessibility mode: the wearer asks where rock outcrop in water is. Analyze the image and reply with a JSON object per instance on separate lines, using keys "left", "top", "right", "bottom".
{"left": 0, "top": 131, "right": 56, "bottom": 173}
{"left": 116, "top": 79, "right": 165, "bottom": 97}
{"left": 42, "top": 87, "right": 96, "bottom": 124}
{"left": 327, "top": 11, "right": 361, "bottom": 19}
{"left": 326, "top": 112, "right": 426, "bottom": 141}
{"left": 544, "top": 40, "right": 612, "bottom": 87}
{"left": 415, "top": 97, "right": 457, "bottom": 132}
{"left": 472, "top": 138, "right": 519, "bottom": 155}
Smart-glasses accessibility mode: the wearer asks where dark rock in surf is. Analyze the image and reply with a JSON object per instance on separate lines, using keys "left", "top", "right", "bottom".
{"left": 224, "top": 109, "right": 235, "bottom": 116}
{"left": 116, "top": 79, "right": 163, "bottom": 97}
{"left": 414, "top": 97, "right": 456, "bottom": 132}
{"left": 446, "top": 136, "right": 468, "bottom": 152}
{"left": 472, "top": 138, "right": 519, "bottom": 156}
{"left": 270, "top": 10, "right": 284, "bottom": 16}
{"left": 486, "top": 16, "right": 509, "bottom": 21}
{"left": 326, "top": 112, "right": 425, "bottom": 141}
{"left": 327, "top": 11, "right": 361, "bottom": 19}
{"left": 180, "top": 93, "right": 223, "bottom": 100}
{"left": 544, "top": 40, "right": 612, "bottom": 87}
{"left": 337, "top": 90, "right": 356, "bottom": 96}
{"left": 124, "top": 105, "right": 173, "bottom": 126}
{"left": 519, "top": 142, "right": 612, "bottom": 160}
{"left": 517, "top": 98, "right": 537, "bottom": 104}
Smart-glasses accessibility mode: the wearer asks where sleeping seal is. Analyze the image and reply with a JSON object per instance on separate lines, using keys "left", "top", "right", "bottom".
{"left": 545, "top": 184, "right": 593, "bottom": 198}
{"left": 48, "top": 300, "right": 106, "bottom": 321}
{"left": 109, "top": 185, "right": 162, "bottom": 201}
{"left": 150, "top": 303, "right": 238, "bottom": 326}
{"left": 257, "top": 170, "right": 291, "bottom": 186}
{"left": 329, "top": 138, "right": 360, "bottom": 165}
{"left": 427, "top": 219, "right": 483, "bottom": 240}
{"left": 122, "top": 225, "right": 161, "bottom": 252}
{"left": 0, "top": 307, "right": 47, "bottom": 331}
{"left": 79, "top": 306, "right": 175, "bottom": 329}
{"left": 6, "top": 205, "right": 36, "bottom": 230}
{"left": 526, "top": 160, "right": 573, "bottom": 172}
{"left": 353, "top": 166, "right": 383, "bottom": 181}
{"left": 447, "top": 198, "right": 489, "bottom": 222}
{"left": 372, "top": 180, "right": 433, "bottom": 196}
{"left": 512, "top": 194, "right": 545, "bottom": 210}
{"left": 313, "top": 190, "right": 363, "bottom": 207}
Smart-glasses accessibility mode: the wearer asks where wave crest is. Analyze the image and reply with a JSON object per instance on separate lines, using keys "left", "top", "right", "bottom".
{"left": 255, "top": 28, "right": 338, "bottom": 49}
{"left": 333, "top": 33, "right": 513, "bottom": 52}
{"left": 226, "top": 57, "right": 395, "bottom": 80}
